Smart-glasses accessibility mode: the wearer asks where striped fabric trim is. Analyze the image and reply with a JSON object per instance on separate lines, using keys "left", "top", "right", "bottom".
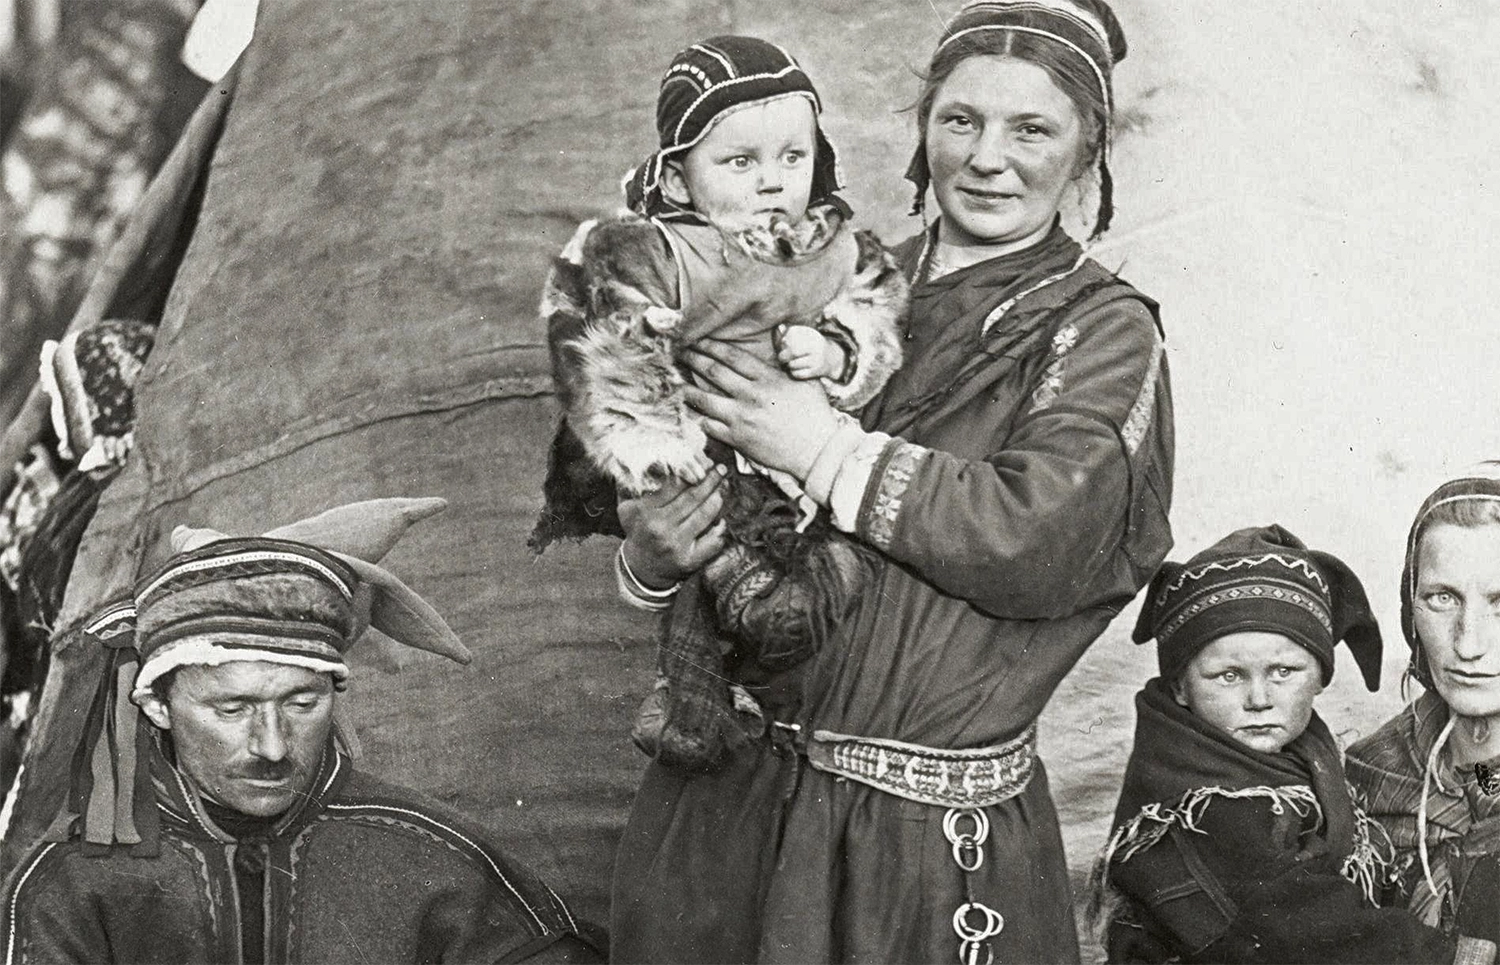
{"left": 83, "top": 603, "right": 137, "bottom": 636}
{"left": 1155, "top": 577, "right": 1334, "bottom": 645}
{"left": 1455, "top": 936, "right": 1497, "bottom": 965}
{"left": 1120, "top": 336, "right": 1164, "bottom": 455}
{"left": 5, "top": 842, "right": 60, "bottom": 965}
{"left": 321, "top": 802, "right": 570, "bottom": 935}
{"left": 978, "top": 251, "right": 1090, "bottom": 334}
{"left": 138, "top": 549, "right": 354, "bottom": 604}
{"left": 955, "top": 0, "right": 1113, "bottom": 56}
{"left": 133, "top": 640, "right": 347, "bottom": 697}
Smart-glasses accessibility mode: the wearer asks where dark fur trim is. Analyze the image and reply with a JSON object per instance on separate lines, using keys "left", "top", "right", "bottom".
{"left": 527, "top": 418, "right": 623, "bottom": 553}
{"left": 820, "top": 229, "right": 907, "bottom": 410}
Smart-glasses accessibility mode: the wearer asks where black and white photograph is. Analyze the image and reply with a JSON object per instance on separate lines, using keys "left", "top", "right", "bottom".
{"left": 0, "top": 1, "right": 1497, "bottom": 962}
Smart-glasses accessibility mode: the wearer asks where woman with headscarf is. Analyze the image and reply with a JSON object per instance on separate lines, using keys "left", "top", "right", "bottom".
{"left": 1346, "top": 464, "right": 1500, "bottom": 952}
{"left": 609, "top": 2, "right": 1173, "bottom": 962}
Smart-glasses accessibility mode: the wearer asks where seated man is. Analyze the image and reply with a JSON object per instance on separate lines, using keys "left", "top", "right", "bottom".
{"left": 1, "top": 498, "right": 602, "bottom": 964}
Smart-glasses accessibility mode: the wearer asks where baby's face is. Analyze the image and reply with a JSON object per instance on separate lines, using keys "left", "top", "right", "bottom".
{"left": 1172, "top": 631, "right": 1325, "bottom": 754}
{"left": 663, "top": 95, "right": 817, "bottom": 232}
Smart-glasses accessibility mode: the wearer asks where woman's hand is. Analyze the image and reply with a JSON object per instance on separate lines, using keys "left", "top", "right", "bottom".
{"left": 618, "top": 469, "right": 729, "bottom": 588}
{"left": 681, "top": 341, "right": 841, "bottom": 480}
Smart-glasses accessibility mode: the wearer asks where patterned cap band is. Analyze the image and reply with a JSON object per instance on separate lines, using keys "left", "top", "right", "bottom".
{"left": 1135, "top": 525, "right": 1383, "bottom": 692}
{"left": 1153, "top": 564, "right": 1335, "bottom": 647}
{"left": 132, "top": 537, "right": 361, "bottom": 696}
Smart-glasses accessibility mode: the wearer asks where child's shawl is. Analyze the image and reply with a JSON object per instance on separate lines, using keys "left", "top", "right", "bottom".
{"left": 532, "top": 208, "right": 906, "bottom": 549}
{"left": 1092, "top": 678, "right": 1404, "bottom": 962}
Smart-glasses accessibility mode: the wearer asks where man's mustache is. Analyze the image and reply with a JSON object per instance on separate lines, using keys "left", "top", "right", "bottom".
{"left": 232, "top": 760, "right": 299, "bottom": 781}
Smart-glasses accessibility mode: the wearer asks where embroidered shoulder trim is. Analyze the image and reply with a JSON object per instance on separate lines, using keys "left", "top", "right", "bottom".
{"left": 1121, "top": 336, "right": 1164, "bottom": 455}
{"left": 979, "top": 251, "right": 1091, "bottom": 335}
{"left": 862, "top": 440, "right": 925, "bottom": 552}
{"left": 1027, "top": 323, "right": 1080, "bottom": 413}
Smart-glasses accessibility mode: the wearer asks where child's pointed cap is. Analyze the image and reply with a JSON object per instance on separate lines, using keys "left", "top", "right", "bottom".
{"left": 1133, "top": 524, "right": 1383, "bottom": 691}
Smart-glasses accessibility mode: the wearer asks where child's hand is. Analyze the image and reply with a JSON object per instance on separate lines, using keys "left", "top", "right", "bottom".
{"left": 777, "top": 324, "right": 845, "bottom": 380}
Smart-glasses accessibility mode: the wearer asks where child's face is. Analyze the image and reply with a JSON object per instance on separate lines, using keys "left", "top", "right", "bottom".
{"left": 662, "top": 95, "right": 817, "bottom": 232}
{"left": 1171, "top": 631, "right": 1325, "bottom": 754}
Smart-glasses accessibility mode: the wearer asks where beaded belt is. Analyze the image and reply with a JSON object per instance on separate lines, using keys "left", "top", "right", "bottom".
{"left": 804, "top": 722, "right": 1037, "bottom": 809}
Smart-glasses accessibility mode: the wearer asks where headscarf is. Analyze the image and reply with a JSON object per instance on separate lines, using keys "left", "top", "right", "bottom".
{"left": 1133, "top": 523, "right": 1383, "bottom": 691}
{"left": 1400, "top": 460, "right": 1500, "bottom": 688}
{"left": 622, "top": 35, "right": 845, "bottom": 220}
{"left": 906, "top": 0, "right": 1127, "bottom": 238}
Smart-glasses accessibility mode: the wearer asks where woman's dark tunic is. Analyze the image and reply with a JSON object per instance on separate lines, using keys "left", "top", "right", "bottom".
{"left": 611, "top": 223, "right": 1175, "bottom": 964}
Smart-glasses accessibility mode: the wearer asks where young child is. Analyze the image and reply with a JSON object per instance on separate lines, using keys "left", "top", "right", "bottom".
{"left": 531, "top": 36, "right": 907, "bottom": 770}
{"left": 1094, "top": 524, "right": 1494, "bottom": 964}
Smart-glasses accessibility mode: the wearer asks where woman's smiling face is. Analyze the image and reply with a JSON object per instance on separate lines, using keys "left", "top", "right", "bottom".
{"left": 925, "top": 55, "right": 1090, "bottom": 254}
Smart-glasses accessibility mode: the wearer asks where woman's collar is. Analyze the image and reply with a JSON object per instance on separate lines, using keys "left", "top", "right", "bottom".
{"left": 918, "top": 217, "right": 1079, "bottom": 286}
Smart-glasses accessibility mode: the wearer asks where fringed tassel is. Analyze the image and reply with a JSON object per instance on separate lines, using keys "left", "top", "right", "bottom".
{"left": 1086, "top": 785, "right": 1321, "bottom": 939}
{"left": 1341, "top": 792, "right": 1395, "bottom": 907}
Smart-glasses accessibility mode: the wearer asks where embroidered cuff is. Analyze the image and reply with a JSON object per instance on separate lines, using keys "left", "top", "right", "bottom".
{"left": 1455, "top": 936, "right": 1496, "bottom": 965}
{"left": 856, "top": 439, "right": 927, "bottom": 551}
{"left": 615, "top": 544, "right": 678, "bottom": 612}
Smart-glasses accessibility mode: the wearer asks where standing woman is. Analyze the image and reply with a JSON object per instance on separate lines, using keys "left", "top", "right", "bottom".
{"left": 611, "top": 2, "right": 1174, "bottom": 961}
{"left": 1347, "top": 464, "right": 1500, "bottom": 950}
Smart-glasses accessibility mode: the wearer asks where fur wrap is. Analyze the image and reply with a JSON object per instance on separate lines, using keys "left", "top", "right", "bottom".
{"left": 532, "top": 207, "right": 906, "bottom": 549}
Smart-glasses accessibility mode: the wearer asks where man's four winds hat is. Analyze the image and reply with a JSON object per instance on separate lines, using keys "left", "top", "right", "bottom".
{"left": 1133, "top": 524, "right": 1384, "bottom": 691}
{"left": 57, "top": 497, "right": 471, "bottom": 854}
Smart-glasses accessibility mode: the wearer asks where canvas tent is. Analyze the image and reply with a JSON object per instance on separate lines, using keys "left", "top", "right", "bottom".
{"left": 5, "top": 0, "right": 1500, "bottom": 944}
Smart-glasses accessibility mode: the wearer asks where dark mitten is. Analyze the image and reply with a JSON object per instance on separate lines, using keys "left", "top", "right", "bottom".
{"left": 654, "top": 574, "right": 747, "bottom": 771}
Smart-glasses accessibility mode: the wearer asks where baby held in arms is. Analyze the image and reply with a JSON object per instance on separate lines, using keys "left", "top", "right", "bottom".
{"left": 532, "top": 35, "right": 907, "bottom": 770}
